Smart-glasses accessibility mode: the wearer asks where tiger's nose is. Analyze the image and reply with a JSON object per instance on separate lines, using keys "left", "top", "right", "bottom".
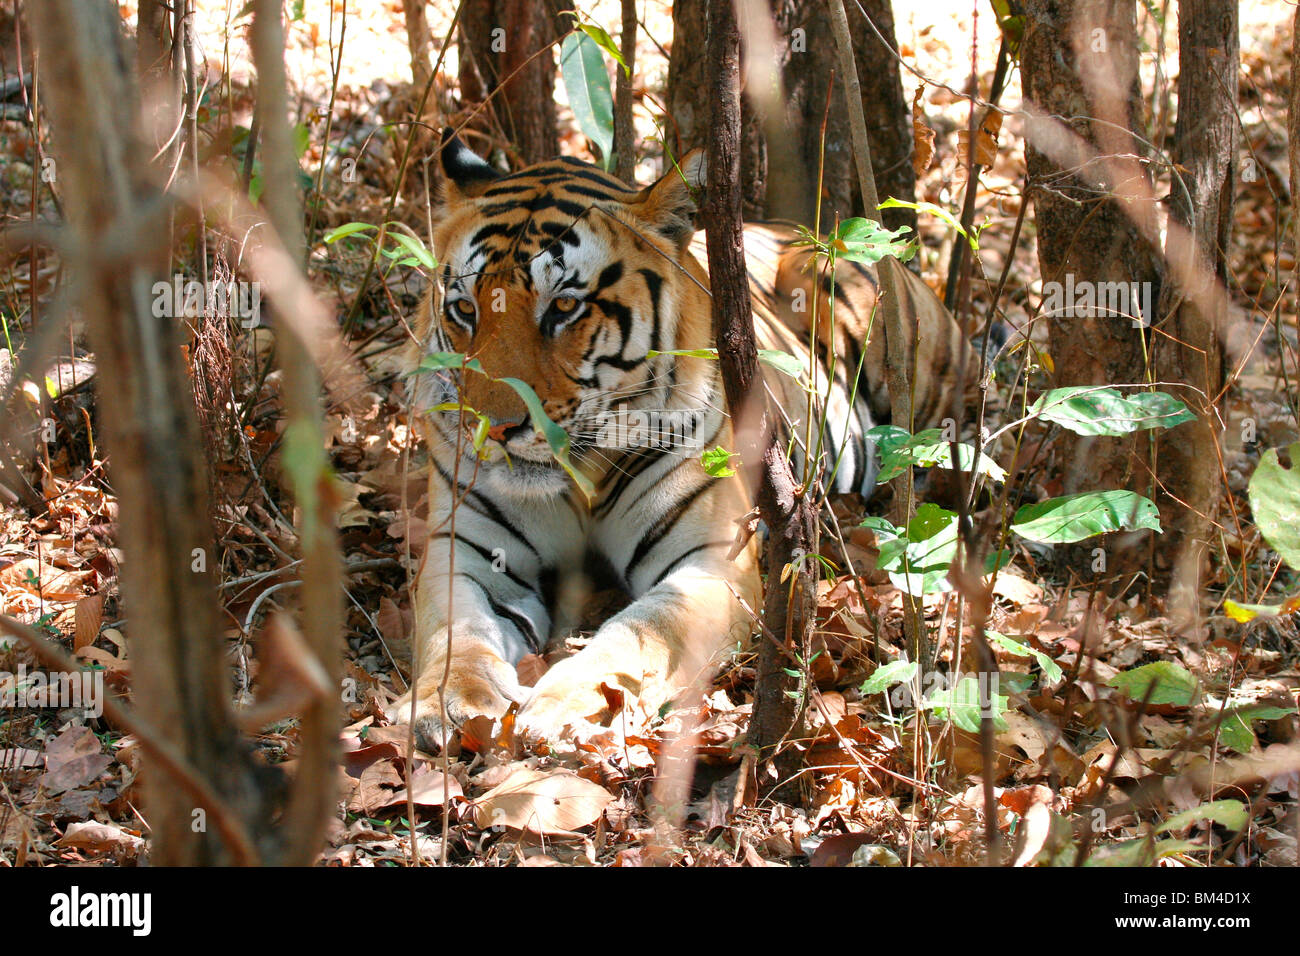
{"left": 485, "top": 419, "right": 530, "bottom": 444}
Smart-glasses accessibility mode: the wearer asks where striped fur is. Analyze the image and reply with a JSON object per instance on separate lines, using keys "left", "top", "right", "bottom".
{"left": 390, "top": 133, "right": 968, "bottom": 744}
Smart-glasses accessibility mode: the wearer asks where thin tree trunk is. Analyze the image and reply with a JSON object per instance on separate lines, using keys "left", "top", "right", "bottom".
{"left": 1020, "top": 0, "right": 1162, "bottom": 530}
{"left": 458, "top": 0, "right": 564, "bottom": 164}
{"left": 1153, "top": 0, "right": 1236, "bottom": 607}
{"left": 849, "top": 0, "right": 915, "bottom": 233}
{"left": 613, "top": 0, "right": 637, "bottom": 183}
{"left": 704, "top": 0, "right": 814, "bottom": 790}
{"left": 250, "top": 0, "right": 344, "bottom": 865}
{"left": 31, "top": 1, "right": 266, "bottom": 865}
{"left": 401, "top": 0, "right": 434, "bottom": 92}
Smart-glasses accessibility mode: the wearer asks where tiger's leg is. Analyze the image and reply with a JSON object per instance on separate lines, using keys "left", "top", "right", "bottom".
{"left": 517, "top": 477, "right": 758, "bottom": 740}
{"left": 386, "top": 480, "right": 556, "bottom": 749}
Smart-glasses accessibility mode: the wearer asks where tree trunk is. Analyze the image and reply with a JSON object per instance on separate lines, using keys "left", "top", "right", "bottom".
{"left": 668, "top": 0, "right": 913, "bottom": 228}
{"left": 458, "top": 0, "right": 566, "bottom": 164}
{"left": 849, "top": 0, "right": 916, "bottom": 233}
{"left": 32, "top": 1, "right": 268, "bottom": 865}
{"left": 1152, "top": 0, "right": 1236, "bottom": 603}
{"left": 401, "top": 0, "right": 434, "bottom": 92}
{"left": 1020, "top": 0, "right": 1163, "bottom": 542}
{"left": 704, "top": 0, "right": 814, "bottom": 791}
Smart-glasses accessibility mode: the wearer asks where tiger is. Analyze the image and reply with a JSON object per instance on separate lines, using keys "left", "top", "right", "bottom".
{"left": 388, "top": 129, "right": 969, "bottom": 747}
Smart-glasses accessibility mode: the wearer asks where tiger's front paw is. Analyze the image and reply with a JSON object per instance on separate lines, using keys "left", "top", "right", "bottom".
{"left": 515, "top": 654, "right": 630, "bottom": 743}
{"left": 384, "top": 643, "right": 522, "bottom": 752}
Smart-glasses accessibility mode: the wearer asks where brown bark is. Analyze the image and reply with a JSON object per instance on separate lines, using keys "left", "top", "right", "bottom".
{"left": 849, "top": 0, "right": 915, "bottom": 233}
{"left": 1021, "top": 1, "right": 1162, "bottom": 506}
{"left": 249, "top": 0, "right": 345, "bottom": 865}
{"left": 613, "top": 0, "right": 637, "bottom": 183}
{"left": 458, "top": 0, "right": 567, "bottom": 164}
{"left": 401, "top": 0, "right": 434, "bottom": 92}
{"left": 705, "top": 0, "right": 814, "bottom": 789}
{"left": 668, "top": 0, "right": 913, "bottom": 228}
{"left": 31, "top": 1, "right": 268, "bottom": 865}
{"left": 1152, "top": 0, "right": 1236, "bottom": 593}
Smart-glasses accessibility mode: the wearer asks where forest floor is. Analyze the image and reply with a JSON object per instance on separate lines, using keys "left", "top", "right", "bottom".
{"left": 1, "top": 1, "right": 1298, "bottom": 866}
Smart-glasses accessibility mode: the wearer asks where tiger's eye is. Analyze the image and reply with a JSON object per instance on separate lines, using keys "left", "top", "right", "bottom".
{"left": 552, "top": 296, "right": 580, "bottom": 314}
{"left": 450, "top": 299, "right": 475, "bottom": 320}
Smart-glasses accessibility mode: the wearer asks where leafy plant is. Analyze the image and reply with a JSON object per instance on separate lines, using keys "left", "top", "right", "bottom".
{"left": 559, "top": 30, "right": 616, "bottom": 171}
{"left": 412, "top": 352, "right": 595, "bottom": 500}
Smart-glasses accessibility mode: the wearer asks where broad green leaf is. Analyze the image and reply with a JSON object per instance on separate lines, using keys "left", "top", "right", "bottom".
{"left": 877, "top": 504, "right": 959, "bottom": 594}
{"left": 384, "top": 231, "right": 437, "bottom": 269}
{"left": 1216, "top": 703, "right": 1297, "bottom": 753}
{"left": 559, "top": 32, "right": 615, "bottom": 170}
{"left": 757, "top": 349, "right": 806, "bottom": 379}
{"left": 878, "top": 198, "right": 982, "bottom": 252}
{"left": 859, "top": 659, "right": 917, "bottom": 695}
{"left": 496, "top": 376, "right": 595, "bottom": 501}
{"left": 1156, "top": 800, "right": 1247, "bottom": 834}
{"left": 416, "top": 352, "right": 484, "bottom": 375}
{"left": 1010, "top": 490, "right": 1161, "bottom": 544}
{"left": 574, "top": 22, "right": 628, "bottom": 74}
{"left": 927, "top": 676, "right": 1008, "bottom": 732}
{"left": 1248, "top": 442, "right": 1300, "bottom": 570}
{"left": 701, "top": 446, "right": 738, "bottom": 478}
{"left": 825, "top": 216, "right": 917, "bottom": 264}
{"left": 865, "top": 424, "right": 911, "bottom": 457}
{"left": 1029, "top": 387, "right": 1195, "bottom": 436}
{"left": 647, "top": 347, "right": 808, "bottom": 383}
{"left": 1106, "top": 661, "right": 1198, "bottom": 707}
{"left": 647, "top": 347, "right": 718, "bottom": 360}
{"left": 858, "top": 515, "right": 901, "bottom": 543}
{"left": 986, "top": 630, "right": 1064, "bottom": 684}
{"left": 323, "top": 222, "right": 377, "bottom": 244}
{"left": 874, "top": 428, "right": 1007, "bottom": 483}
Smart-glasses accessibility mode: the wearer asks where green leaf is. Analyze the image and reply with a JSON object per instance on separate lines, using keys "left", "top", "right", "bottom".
{"left": 323, "top": 222, "right": 377, "bottom": 244}
{"left": 865, "top": 424, "right": 912, "bottom": 457}
{"left": 1029, "top": 387, "right": 1195, "bottom": 436}
{"left": 859, "top": 660, "right": 917, "bottom": 695}
{"left": 1106, "top": 661, "right": 1198, "bottom": 707}
{"left": 1216, "top": 702, "right": 1297, "bottom": 753}
{"left": 292, "top": 122, "right": 311, "bottom": 159}
{"left": 559, "top": 32, "right": 615, "bottom": 170}
{"left": 878, "top": 198, "right": 981, "bottom": 252}
{"left": 701, "top": 445, "right": 738, "bottom": 478}
{"left": 757, "top": 349, "right": 806, "bottom": 379}
{"left": 574, "top": 22, "right": 629, "bottom": 74}
{"left": 1248, "top": 442, "right": 1300, "bottom": 570}
{"left": 986, "top": 630, "right": 1064, "bottom": 684}
{"left": 384, "top": 230, "right": 437, "bottom": 270}
{"left": 927, "top": 676, "right": 1008, "bottom": 732}
{"left": 825, "top": 216, "right": 917, "bottom": 264}
{"left": 874, "top": 428, "right": 1007, "bottom": 483}
{"left": 1156, "top": 800, "right": 1248, "bottom": 835}
{"left": 876, "top": 503, "right": 959, "bottom": 594}
{"left": 415, "top": 352, "right": 484, "bottom": 375}
{"left": 1010, "top": 490, "right": 1161, "bottom": 544}
{"left": 495, "top": 376, "right": 595, "bottom": 501}
{"left": 646, "top": 347, "right": 808, "bottom": 385}
{"left": 858, "top": 515, "right": 901, "bottom": 543}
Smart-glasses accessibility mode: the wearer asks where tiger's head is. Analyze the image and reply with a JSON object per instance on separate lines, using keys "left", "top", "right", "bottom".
{"left": 410, "top": 131, "right": 715, "bottom": 499}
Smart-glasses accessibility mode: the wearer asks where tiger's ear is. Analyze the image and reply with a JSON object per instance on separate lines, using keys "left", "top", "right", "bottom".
{"left": 439, "top": 128, "right": 499, "bottom": 199}
{"left": 629, "top": 149, "right": 706, "bottom": 246}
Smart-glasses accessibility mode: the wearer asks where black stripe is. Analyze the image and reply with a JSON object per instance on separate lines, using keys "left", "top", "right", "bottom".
{"left": 428, "top": 531, "right": 536, "bottom": 594}
{"left": 457, "top": 572, "right": 544, "bottom": 652}
{"left": 650, "top": 540, "right": 733, "bottom": 586}
{"left": 429, "top": 457, "right": 541, "bottom": 557}
{"left": 624, "top": 477, "right": 715, "bottom": 579}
